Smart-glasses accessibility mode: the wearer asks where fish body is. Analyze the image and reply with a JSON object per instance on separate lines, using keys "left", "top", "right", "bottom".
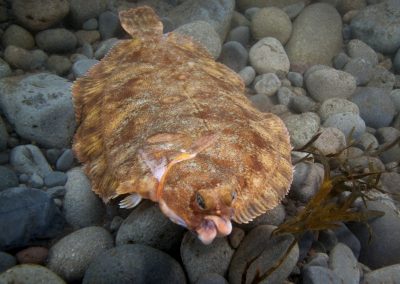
{"left": 73, "top": 6, "right": 293, "bottom": 244}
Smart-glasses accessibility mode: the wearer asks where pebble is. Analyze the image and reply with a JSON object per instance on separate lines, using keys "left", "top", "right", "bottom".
{"left": 56, "top": 149, "right": 74, "bottom": 171}
{"left": 16, "top": 246, "right": 48, "bottom": 265}
{"left": 226, "top": 26, "right": 250, "bottom": 46}
{"left": 0, "top": 187, "right": 64, "bottom": 250}
{"left": 0, "top": 166, "right": 18, "bottom": 191}
{"left": 174, "top": 21, "right": 222, "bottom": 59}
{"left": 291, "top": 93, "right": 318, "bottom": 113}
{"left": 350, "top": 87, "right": 396, "bottom": 129}
{"left": 72, "top": 59, "right": 99, "bottom": 78}
{"left": 46, "top": 149, "right": 62, "bottom": 165}
{"left": 116, "top": 201, "right": 185, "bottom": 252}
{"left": 47, "top": 226, "right": 113, "bottom": 282}
{"left": 46, "top": 55, "right": 72, "bottom": 76}
{"left": 238, "top": 66, "right": 256, "bottom": 86}
{"left": 305, "top": 68, "right": 356, "bottom": 102}
{"left": 333, "top": 52, "right": 350, "bottom": 70}
{"left": 4, "top": 46, "right": 48, "bottom": 71}
{"left": 235, "top": 203, "right": 286, "bottom": 231}
{"left": 0, "top": 264, "right": 66, "bottom": 284}
{"left": 231, "top": 11, "right": 251, "bottom": 28}
{"left": 218, "top": 41, "right": 248, "bottom": 72}
{"left": 318, "top": 97, "right": 360, "bottom": 122}
{"left": 283, "top": 112, "right": 320, "bottom": 149}
{"left": 69, "top": 0, "right": 108, "bottom": 28}
{"left": 343, "top": 58, "right": 374, "bottom": 86}
{"left": 63, "top": 167, "right": 105, "bottom": 228}
{"left": 0, "top": 118, "right": 8, "bottom": 152}
{"left": 29, "top": 173, "right": 44, "bottom": 188}
{"left": 99, "top": 11, "right": 123, "bottom": 39}
{"left": 83, "top": 18, "right": 98, "bottom": 30}
{"left": 254, "top": 73, "right": 281, "bottom": 96}
{"left": 83, "top": 244, "right": 186, "bottom": 284}
{"left": 18, "top": 173, "right": 29, "bottom": 183}
{"left": 0, "top": 73, "right": 75, "bottom": 148}
{"left": 109, "top": 215, "right": 123, "bottom": 232}
{"left": 301, "top": 266, "right": 341, "bottom": 284}
{"left": 303, "top": 64, "right": 331, "bottom": 81}
{"left": 9, "top": 145, "right": 52, "bottom": 177}
{"left": 282, "top": 2, "right": 306, "bottom": 19}
{"left": 196, "top": 273, "right": 229, "bottom": 284}
{"left": 249, "top": 93, "right": 274, "bottom": 112}
{"left": 249, "top": 37, "right": 290, "bottom": 75}
{"left": 304, "top": 253, "right": 329, "bottom": 268}
{"left": 312, "top": 127, "right": 346, "bottom": 156}
{"left": 1, "top": 24, "right": 35, "bottom": 49}
{"left": 376, "top": 127, "right": 400, "bottom": 164}
{"left": 287, "top": 71, "right": 303, "bottom": 87}
{"left": 329, "top": 243, "right": 360, "bottom": 284}
{"left": 286, "top": 3, "right": 342, "bottom": 73}
{"left": 80, "top": 43, "right": 94, "bottom": 59}
{"left": 228, "top": 227, "right": 245, "bottom": 248}
{"left": 394, "top": 48, "right": 400, "bottom": 73}
{"left": 290, "top": 162, "right": 324, "bottom": 202}
{"left": 334, "top": 223, "right": 361, "bottom": 259}
{"left": 0, "top": 251, "right": 16, "bottom": 273}
{"left": 36, "top": 28, "right": 78, "bottom": 53}
{"left": 44, "top": 171, "right": 67, "bottom": 187}
{"left": 350, "top": 1, "right": 400, "bottom": 54}
{"left": 181, "top": 232, "right": 234, "bottom": 283}
{"left": 391, "top": 89, "right": 400, "bottom": 112}
{"left": 46, "top": 186, "right": 66, "bottom": 199}
{"left": 0, "top": 58, "right": 12, "bottom": 79}
{"left": 277, "top": 87, "right": 295, "bottom": 106}
{"left": 363, "top": 264, "right": 400, "bottom": 284}
{"left": 94, "top": 38, "right": 119, "bottom": 60}
{"left": 11, "top": 0, "right": 69, "bottom": 31}
{"left": 167, "top": 0, "right": 235, "bottom": 40}
{"left": 337, "top": 0, "right": 366, "bottom": 14}
{"left": 236, "top": 0, "right": 303, "bottom": 11}
{"left": 75, "top": 30, "right": 101, "bottom": 45}
{"left": 250, "top": 7, "right": 292, "bottom": 44}
{"left": 229, "top": 225, "right": 299, "bottom": 284}
{"left": 357, "top": 132, "right": 379, "bottom": 151}
{"left": 367, "top": 65, "right": 395, "bottom": 90}
{"left": 322, "top": 112, "right": 366, "bottom": 139}
{"left": 347, "top": 39, "right": 378, "bottom": 66}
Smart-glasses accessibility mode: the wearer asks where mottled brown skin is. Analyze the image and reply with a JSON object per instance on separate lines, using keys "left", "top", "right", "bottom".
{"left": 73, "top": 6, "right": 293, "bottom": 244}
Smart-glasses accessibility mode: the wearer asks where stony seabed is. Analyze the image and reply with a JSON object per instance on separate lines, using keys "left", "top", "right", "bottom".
{"left": 0, "top": 0, "right": 400, "bottom": 283}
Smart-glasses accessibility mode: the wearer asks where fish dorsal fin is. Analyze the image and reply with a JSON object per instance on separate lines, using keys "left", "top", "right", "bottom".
{"left": 119, "top": 6, "right": 163, "bottom": 38}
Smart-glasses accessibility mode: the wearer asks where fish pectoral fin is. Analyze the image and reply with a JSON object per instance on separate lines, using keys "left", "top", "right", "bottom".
{"left": 119, "top": 193, "right": 142, "bottom": 209}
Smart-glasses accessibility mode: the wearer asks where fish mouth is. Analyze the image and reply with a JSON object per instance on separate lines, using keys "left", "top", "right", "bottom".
{"left": 196, "top": 215, "right": 232, "bottom": 245}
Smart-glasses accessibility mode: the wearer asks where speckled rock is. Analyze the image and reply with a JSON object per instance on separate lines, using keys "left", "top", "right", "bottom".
{"left": 322, "top": 113, "right": 366, "bottom": 139}
{"left": 363, "top": 264, "right": 400, "bottom": 284}
{"left": 2, "top": 24, "right": 35, "bottom": 49}
{"left": 116, "top": 201, "right": 185, "bottom": 251}
{"left": 63, "top": 167, "right": 105, "bottom": 228}
{"left": 0, "top": 73, "right": 75, "bottom": 148}
{"left": 313, "top": 127, "right": 346, "bottom": 155}
{"left": 343, "top": 58, "right": 374, "bottom": 86}
{"left": 12, "top": 0, "right": 69, "bottom": 31}
{"left": 9, "top": 145, "right": 52, "bottom": 177}
{"left": 283, "top": 112, "right": 320, "bottom": 149}
{"left": 4, "top": 46, "right": 48, "bottom": 71}
{"left": 249, "top": 37, "right": 290, "bottom": 75}
{"left": 72, "top": 59, "right": 99, "bottom": 78}
{"left": 229, "top": 225, "right": 299, "bottom": 284}
{"left": 347, "top": 39, "right": 378, "bottom": 66}
{"left": 218, "top": 41, "right": 248, "bottom": 72}
{"left": 36, "top": 28, "right": 77, "bottom": 53}
{"left": 0, "top": 264, "right": 66, "bottom": 284}
{"left": 286, "top": 3, "right": 342, "bottom": 73}
{"left": 181, "top": 232, "right": 234, "bottom": 283}
{"left": 367, "top": 66, "right": 395, "bottom": 90}
{"left": 83, "top": 244, "right": 186, "bottom": 284}
{"left": 318, "top": 98, "right": 360, "bottom": 122}
{"left": 47, "top": 226, "right": 113, "bottom": 282}
{"left": 174, "top": 21, "right": 222, "bottom": 59}
{"left": 0, "top": 252, "right": 16, "bottom": 273}
{"left": 69, "top": 0, "right": 108, "bottom": 28}
{"left": 329, "top": 243, "right": 360, "bottom": 284}
{"left": 251, "top": 7, "right": 292, "bottom": 44}
{"left": 254, "top": 73, "right": 281, "bottom": 96}
{"left": 305, "top": 68, "right": 356, "bottom": 102}
{"left": 350, "top": 87, "right": 396, "bottom": 129}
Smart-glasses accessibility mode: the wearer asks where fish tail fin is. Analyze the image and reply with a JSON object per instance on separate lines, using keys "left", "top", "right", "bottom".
{"left": 119, "top": 6, "right": 163, "bottom": 38}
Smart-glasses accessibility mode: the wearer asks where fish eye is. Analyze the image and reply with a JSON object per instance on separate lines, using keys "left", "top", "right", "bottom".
{"left": 195, "top": 192, "right": 206, "bottom": 210}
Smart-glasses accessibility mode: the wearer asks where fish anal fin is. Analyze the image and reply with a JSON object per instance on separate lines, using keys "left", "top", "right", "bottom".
{"left": 119, "top": 193, "right": 142, "bottom": 209}
{"left": 119, "top": 6, "right": 163, "bottom": 39}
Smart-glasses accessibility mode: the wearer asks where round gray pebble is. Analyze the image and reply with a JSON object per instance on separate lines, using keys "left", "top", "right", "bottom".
{"left": 35, "top": 28, "right": 77, "bottom": 53}
{"left": 226, "top": 26, "right": 250, "bottom": 46}
{"left": 46, "top": 55, "right": 72, "bottom": 76}
{"left": 318, "top": 97, "right": 360, "bottom": 122}
{"left": 82, "top": 18, "right": 98, "bottom": 30}
{"left": 0, "top": 264, "right": 66, "bottom": 284}
{"left": 329, "top": 243, "right": 360, "bottom": 284}
{"left": 343, "top": 58, "right": 374, "bottom": 86}
{"left": 44, "top": 171, "right": 67, "bottom": 187}
{"left": 98, "top": 11, "right": 122, "bottom": 40}
{"left": 254, "top": 73, "right": 281, "bottom": 96}
{"left": 238, "top": 66, "right": 255, "bottom": 86}
{"left": 287, "top": 71, "right": 303, "bottom": 87}
{"left": 283, "top": 112, "right": 320, "bottom": 149}
{"left": 29, "top": 173, "right": 44, "bottom": 188}
{"left": 323, "top": 112, "right": 366, "bottom": 139}
{"left": 2, "top": 24, "right": 35, "bottom": 49}
{"left": 218, "top": 41, "right": 248, "bottom": 72}
{"left": 56, "top": 149, "right": 74, "bottom": 171}
{"left": 72, "top": 59, "right": 99, "bottom": 78}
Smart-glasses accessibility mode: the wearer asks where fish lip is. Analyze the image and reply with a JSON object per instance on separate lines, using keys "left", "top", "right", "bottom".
{"left": 196, "top": 215, "right": 232, "bottom": 244}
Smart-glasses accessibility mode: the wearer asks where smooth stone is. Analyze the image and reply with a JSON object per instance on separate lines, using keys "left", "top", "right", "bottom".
{"left": 218, "top": 41, "right": 248, "bottom": 72}
{"left": 235, "top": 203, "right": 286, "bottom": 231}
{"left": 376, "top": 127, "right": 400, "bottom": 163}
{"left": 72, "top": 59, "right": 99, "bottom": 78}
{"left": 228, "top": 225, "right": 299, "bottom": 284}
{"left": 181, "top": 232, "right": 234, "bottom": 283}
{"left": 94, "top": 38, "right": 119, "bottom": 59}
{"left": 63, "top": 167, "right": 105, "bottom": 228}
{"left": 343, "top": 58, "right": 374, "bottom": 86}
{"left": 290, "top": 92, "right": 318, "bottom": 113}
{"left": 2, "top": 24, "right": 35, "bottom": 49}
{"left": 391, "top": 89, "right": 400, "bottom": 112}
{"left": 333, "top": 52, "right": 350, "bottom": 70}
{"left": 196, "top": 273, "right": 229, "bottom": 284}
{"left": 283, "top": 112, "right": 320, "bottom": 149}
{"left": 83, "top": 244, "right": 186, "bottom": 284}
{"left": 0, "top": 264, "right": 66, "bottom": 284}
{"left": 249, "top": 37, "right": 290, "bottom": 75}
{"left": 250, "top": 7, "right": 292, "bottom": 44}
{"left": 55, "top": 149, "right": 74, "bottom": 171}
{"left": 0, "top": 187, "right": 64, "bottom": 250}
{"left": 347, "top": 39, "right": 378, "bottom": 66}
{"left": 0, "top": 58, "right": 12, "bottom": 79}
{"left": 290, "top": 162, "right": 324, "bottom": 202}
{"left": 302, "top": 266, "right": 341, "bottom": 284}
{"left": 174, "top": 21, "right": 222, "bottom": 59}
{"left": 322, "top": 113, "right": 366, "bottom": 139}
{"left": 350, "top": 87, "right": 396, "bottom": 129}
{"left": 318, "top": 97, "right": 360, "bottom": 122}
{"left": 312, "top": 127, "right": 346, "bottom": 156}
{"left": 305, "top": 68, "right": 356, "bottom": 102}
{"left": 249, "top": 93, "right": 274, "bottom": 112}
{"left": 99, "top": 11, "right": 123, "bottom": 39}
{"left": 36, "top": 28, "right": 77, "bottom": 53}
{"left": 226, "top": 26, "right": 250, "bottom": 46}
{"left": 45, "top": 149, "right": 61, "bottom": 165}
{"left": 394, "top": 47, "right": 400, "bottom": 73}
{"left": 277, "top": 86, "right": 295, "bottom": 106}
{"left": 10, "top": 145, "right": 52, "bottom": 177}
{"left": 228, "top": 227, "right": 245, "bottom": 248}
{"left": 348, "top": 200, "right": 400, "bottom": 269}
{"left": 282, "top": 2, "right": 306, "bottom": 19}
{"left": 238, "top": 66, "right": 256, "bottom": 86}
{"left": 337, "top": 0, "right": 367, "bottom": 14}
{"left": 16, "top": 246, "right": 48, "bottom": 265}
{"left": 0, "top": 251, "right": 16, "bottom": 273}
{"left": 0, "top": 166, "right": 18, "bottom": 191}
{"left": 82, "top": 18, "right": 98, "bottom": 30}
{"left": 254, "top": 73, "right": 281, "bottom": 96}
{"left": 75, "top": 30, "right": 101, "bottom": 45}
{"left": 286, "top": 3, "right": 342, "bottom": 73}
{"left": 12, "top": 0, "right": 69, "bottom": 31}
{"left": 167, "top": 0, "right": 235, "bottom": 40}
{"left": 357, "top": 132, "right": 379, "bottom": 150}
{"left": 69, "top": 0, "right": 108, "bottom": 28}
{"left": 45, "top": 186, "right": 66, "bottom": 199}
{"left": 0, "top": 73, "right": 75, "bottom": 148}
{"left": 46, "top": 55, "right": 72, "bottom": 76}
{"left": 4, "top": 46, "right": 48, "bottom": 71}
{"left": 47, "top": 226, "right": 113, "bottom": 282}
{"left": 304, "top": 253, "right": 329, "bottom": 268}
{"left": 350, "top": 1, "right": 400, "bottom": 54}
{"left": 80, "top": 43, "right": 94, "bottom": 58}
{"left": 29, "top": 173, "right": 44, "bottom": 188}
{"left": 319, "top": 229, "right": 338, "bottom": 252}
{"left": 303, "top": 64, "right": 331, "bottom": 81}
{"left": 18, "top": 173, "right": 29, "bottom": 183}
{"left": 367, "top": 66, "right": 395, "bottom": 90}
{"left": 231, "top": 11, "right": 251, "bottom": 28}
{"left": 245, "top": 7, "right": 260, "bottom": 20}
{"left": 287, "top": 71, "right": 303, "bottom": 87}
{"left": 363, "top": 264, "right": 400, "bottom": 284}
{"left": 237, "top": 0, "right": 306, "bottom": 11}
{"left": 116, "top": 201, "right": 185, "bottom": 252}
{"left": 329, "top": 243, "right": 360, "bottom": 284}
{"left": 44, "top": 171, "right": 67, "bottom": 187}
{"left": 334, "top": 223, "right": 361, "bottom": 259}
